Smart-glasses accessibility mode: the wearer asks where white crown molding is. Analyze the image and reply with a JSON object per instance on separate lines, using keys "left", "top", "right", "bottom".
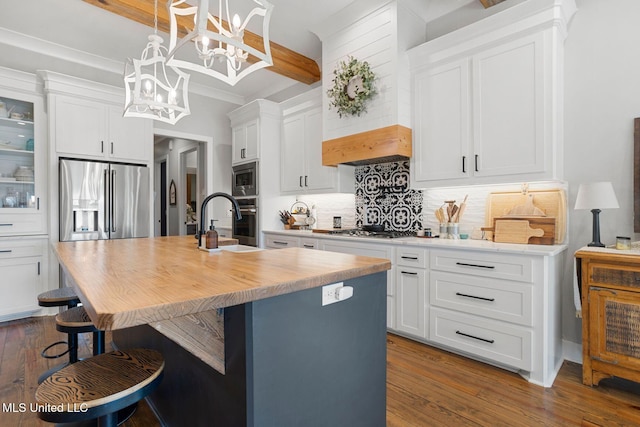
{"left": 0, "top": 65, "right": 43, "bottom": 94}
{"left": 0, "top": 26, "right": 245, "bottom": 105}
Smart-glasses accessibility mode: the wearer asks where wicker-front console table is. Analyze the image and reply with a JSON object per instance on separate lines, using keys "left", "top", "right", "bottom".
{"left": 576, "top": 247, "right": 640, "bottom": 386}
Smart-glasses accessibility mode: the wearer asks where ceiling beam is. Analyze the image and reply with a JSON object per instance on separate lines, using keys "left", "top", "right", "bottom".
{"left": 479, "top": 0, "right": 506, "bottom": 7}
{"left": 83, "top": 0, "right": 321, "bottom": 85}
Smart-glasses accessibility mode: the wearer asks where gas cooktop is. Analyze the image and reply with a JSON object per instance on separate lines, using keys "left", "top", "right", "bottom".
{"left": 327, "top": 229, "right": 416, "bottom": 239}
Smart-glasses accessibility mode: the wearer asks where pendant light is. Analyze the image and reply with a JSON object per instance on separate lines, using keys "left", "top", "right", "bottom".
{"left": 166, "top": 0, "right": 274, "bottom": 86}
{"left": 123, "top": 0, "right": 190, "bottom": 124}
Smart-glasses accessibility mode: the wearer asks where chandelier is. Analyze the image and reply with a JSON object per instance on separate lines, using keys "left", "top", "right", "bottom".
{"left": 166, "top": 0, "right": 274, "bottom": 86}
{"left": 123, "top": 0, "right": 190, "bottom": 124}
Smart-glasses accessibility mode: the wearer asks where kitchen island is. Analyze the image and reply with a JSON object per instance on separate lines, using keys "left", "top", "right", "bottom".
{"left": 54, "top": 236, "right": 391, "bottom": 427}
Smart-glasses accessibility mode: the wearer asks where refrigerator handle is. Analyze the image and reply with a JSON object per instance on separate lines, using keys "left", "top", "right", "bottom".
{"left": 111, "top": 170, "right": 116, "bottom": 233}
{"left": 103, "top": 169, "right": 109, "bottom": 233}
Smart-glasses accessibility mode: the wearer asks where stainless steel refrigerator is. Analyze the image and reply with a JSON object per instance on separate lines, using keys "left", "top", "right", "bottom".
{"left": 59, "top": 158, "right": 150, "bottom": 241}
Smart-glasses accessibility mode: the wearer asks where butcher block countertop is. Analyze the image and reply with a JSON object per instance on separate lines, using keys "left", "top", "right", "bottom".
{"left": 53, "top": 235, "right": 391, "bottom": 331}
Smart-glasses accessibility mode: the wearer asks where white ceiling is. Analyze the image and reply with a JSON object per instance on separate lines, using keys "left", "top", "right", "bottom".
{"left": 0, "top": 0, "right": 486, "bottom": 105}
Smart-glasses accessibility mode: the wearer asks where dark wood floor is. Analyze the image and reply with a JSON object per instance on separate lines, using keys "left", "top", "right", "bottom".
{"left": 2, "top": 316, "right": 640, "bottom": 426}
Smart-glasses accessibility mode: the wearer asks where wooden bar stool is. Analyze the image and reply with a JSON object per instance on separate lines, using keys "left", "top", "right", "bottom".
{"left": 38, "top": 306, "right": 105, "bottom": 383}
{"left": 38, "top": 288, "right": 82, "bottom": 383}
{"left": 36, "top": 348, "right": 164, "bottom": 427}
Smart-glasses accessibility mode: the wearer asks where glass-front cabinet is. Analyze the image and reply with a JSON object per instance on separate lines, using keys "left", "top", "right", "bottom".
{"left": 0, "top": 91, "right": 46, "bottom": 236}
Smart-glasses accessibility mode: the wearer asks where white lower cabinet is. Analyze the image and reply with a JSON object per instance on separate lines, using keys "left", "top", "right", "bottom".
{"left": 264, "top": 234, "right": 300, "bottom": 249}
{"left": 395, "top": 247, "right": 428, "bottom": 339}
{"left": 0, "top": 237, "right": 47, "bottom": 320}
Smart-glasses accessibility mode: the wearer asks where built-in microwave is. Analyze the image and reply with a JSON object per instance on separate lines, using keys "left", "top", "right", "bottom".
{"left": 232, "top": 161, "right": 258, "bottom": 197}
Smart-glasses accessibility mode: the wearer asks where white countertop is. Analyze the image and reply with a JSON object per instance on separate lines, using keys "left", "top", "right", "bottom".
{"left": 263, "top": 229, "right": 567, "bottom": 256}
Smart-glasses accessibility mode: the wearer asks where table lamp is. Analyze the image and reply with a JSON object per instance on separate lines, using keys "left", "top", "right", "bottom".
{"left": 574, "top": 182, "right": 619, "bottom": 247}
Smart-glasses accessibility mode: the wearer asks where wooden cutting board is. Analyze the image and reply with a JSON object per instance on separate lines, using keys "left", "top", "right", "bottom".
{"left": 486, "top": 190, "right": 566, "bottom": 243}
{"left": 493, "top": 220, "right": 544, "bottom": 244}
{"left": 493, "top": 217, "right": 556, "bottom": 245}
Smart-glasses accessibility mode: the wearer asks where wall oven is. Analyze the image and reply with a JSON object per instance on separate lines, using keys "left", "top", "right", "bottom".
{"left": 233, "top": 198, "right": 258, "bottom": 247}
{"left": 232, "top": 161, "right": 258, "bottom": 197}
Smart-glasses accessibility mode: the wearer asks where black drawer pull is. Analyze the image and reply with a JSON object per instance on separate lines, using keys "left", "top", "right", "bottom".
{"left": 455, "top": 262, "right": 495, "bottom": 269}
{"left": 0, "top": 250, "right": 12, "bottom": 253}
{"left": 0, "top": 223, "right": 14, "bottom": 227}
{"left": 455, "top": 292, "right": 495, "bottom": 302}
{"left": 401, "top": 256, "right": 418, "bottom": 260}
{"left": 475, "top": 154, "right": 479, "bottom": 172}
{"left": 401, "top": 271, "right": 418, "bottom": 275}
{"left": 456, "top": 330, "right": 494, "bottom": 344}
{"left": 303, "top": 244, "right": 314, "bottom": 249}
{"left": 273, "top": 241, "right": 288, "bottom": 245}
{"left": 462, "top": 155, "right": 466, "bottom": 173}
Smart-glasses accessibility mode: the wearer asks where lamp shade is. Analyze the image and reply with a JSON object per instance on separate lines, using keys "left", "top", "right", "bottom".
{"left": 574, "top": 182, "right": 620, "bottom": 210}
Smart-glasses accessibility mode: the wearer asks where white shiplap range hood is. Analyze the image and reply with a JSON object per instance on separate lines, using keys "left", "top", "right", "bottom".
{"left": 312, "top": 0, "right": 426, "bottom": 166}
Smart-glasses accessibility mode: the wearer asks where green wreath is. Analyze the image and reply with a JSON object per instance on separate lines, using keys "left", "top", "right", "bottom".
{"left": 327, "top": 56, "right": 376, "bottom": 118}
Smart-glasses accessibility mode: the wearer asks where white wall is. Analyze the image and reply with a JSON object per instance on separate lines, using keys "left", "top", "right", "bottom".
{"left": 563, "top": 0, "right": 640, "bottom": 345}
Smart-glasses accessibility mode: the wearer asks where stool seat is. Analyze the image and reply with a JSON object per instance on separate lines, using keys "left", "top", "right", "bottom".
{"left": 56, "top": 306, "right": 99, "bottom": 334}
{"left": 36, "top": 348, "right": 164, "bottom": 425}
{"left": 38, "top": 287, "right": 80, "bottom": 308}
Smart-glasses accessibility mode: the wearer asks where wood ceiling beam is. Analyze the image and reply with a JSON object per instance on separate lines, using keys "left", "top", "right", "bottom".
{"left": 479, "top": 0, "right": 506, "bottom": 8}
{"left": 83, "top": 0, "right": 321, "bottom": 85}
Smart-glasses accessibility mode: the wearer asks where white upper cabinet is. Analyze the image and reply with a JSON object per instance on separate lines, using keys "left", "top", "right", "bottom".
{"left": 409, "top": 0, "right": 576, "bottom": 188}
{"left": 53, "top": 96, "right": 151, "bottom": 163}
{"left": 41, "top": 71, "right": 152, "bottom": 164}
{"left": 228, "top": 100, "right": 280, "bottom": 167}
{"left": 232, "top": 118, "right": 259, "bottom": 165}
{"left": 280, "top": 88, "right": 354, "bottom": 195}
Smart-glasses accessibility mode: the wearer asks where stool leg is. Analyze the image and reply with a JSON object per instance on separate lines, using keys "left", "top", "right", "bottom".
{"left": 93, "top": 331, "right": 105, "bottom": 356}
{"left": 98, "top": 411, "right": 118, "bottom": 427}
{"left": 68, "top": 332, "right": 78, "bottom": 364}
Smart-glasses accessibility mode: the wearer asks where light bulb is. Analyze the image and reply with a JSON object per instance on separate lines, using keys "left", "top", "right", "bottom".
{"left": 232, "top": 14, "right": 241, "bottom": 31}
{"left": 144, "top": 80, "right": 152, "bottom": 92}
{"left": 156, "top": 93, "right": 163, "bottom": 103}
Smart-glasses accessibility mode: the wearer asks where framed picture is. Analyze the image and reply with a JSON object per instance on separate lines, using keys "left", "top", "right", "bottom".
{"left": 169, "top": 179, "right": 177, "bottom": 206}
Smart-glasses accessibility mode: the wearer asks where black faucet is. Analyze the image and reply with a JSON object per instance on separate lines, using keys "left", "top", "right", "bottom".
{"left": 197, "top": 192, "right": 242, "bottom": 248}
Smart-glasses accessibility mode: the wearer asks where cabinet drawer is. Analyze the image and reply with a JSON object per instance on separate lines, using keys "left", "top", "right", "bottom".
{"left": 265, "top": 235, "right": 299, "bottom": 249}
{"left": 396, "top": 247, "right": 428, "bottom": 268}
{"left": 430, "top": 249, "right": 533, "bottom": 283}
{"left": 0, "top": 213, "right": 45, "bottom": 236}
{"left": 300, "top": 238, "right": 319, "bottom": 250}
{"left": 0, "top": 238, "right": 45, "bottom": 258}
{"left": 430, "top": 271, "right": 532, "bottom": 326}
{"left": 590, "top": 263, "right": 640, "bottom": 290}
{"left": 430, "top": 307, "right": 532, "bottom": 370}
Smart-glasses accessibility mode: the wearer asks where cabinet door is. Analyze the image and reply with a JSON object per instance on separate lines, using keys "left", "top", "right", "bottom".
{"left": 281, "top": 114, "right": 306, "bottom": 193}
{"left": 304, "top": 108, "right": 335, "bottom": 192}
{"left": 412, "top": 59, "right": 470, "bottom": 183}
{"left": 107, "top": 106, "right": 150, "bottom": 162}
{"left": 244, "top": 119, "right": 259, "bottom": 161}
{"left": 55, "top": 96, "right": 106, "bottom": 157}
{"left": 472, "top": 34, "right": 545, "bottom": 177}
{"left": 589, "top": 287, "right": 640, "bottom": 370}
{"left": 0, "top": 255, "right": 42, "bottom": 318}
{"left": 232, "top": 125, "right": 246, "bottom": 164}
{"left": 395, "top": 267, "right": 426, "bottom": 338}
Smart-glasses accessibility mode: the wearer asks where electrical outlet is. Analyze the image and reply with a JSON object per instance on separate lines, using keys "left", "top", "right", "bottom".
{"left": 322, "top": 282, "right": 343, "bottom": 306}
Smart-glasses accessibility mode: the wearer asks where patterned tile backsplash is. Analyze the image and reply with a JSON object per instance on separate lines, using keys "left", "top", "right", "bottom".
{"left": 297, "top": 160, "right": 566, "bottom": 236}
{"left": 355, "top": 161, "right": 423, "bottom": 231}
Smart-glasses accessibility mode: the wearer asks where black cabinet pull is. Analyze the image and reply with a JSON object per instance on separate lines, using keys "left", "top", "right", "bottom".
{"left": 475, "top": 154, "right": 479, "bottom": 172}
{"left": 462, "top": 156, "right": 466, "bottom": 173}
{"left": 273, "top": 241, "right": 288, "bottom": 245}
{"left": 0, "top": 224, "right": 13, "bottom": 227}
{"left": 455, "top": 292, "right": 495, "bottom": 302}
{"left": 299, "top": 176, "right": 303, "bottom": 187}
{"left": 0, "top": 249, "right": 12, "bottom": 253}
{"left": 37, "top": 197, "right": 40, "bottom": 210}
{"left": 304, "top": 175, "right": 308, "bottom": 187}
{"left": 401, "top": 270, "right": 418, "bottom": 275}
{"left": 455, "top": 262, "right": 495, "bottom": 269}
{"left": 456, "top": 330, "right": 494, "bottom": 344}
{"left": 401, "top": 255, "right": 418, "bottom": 260}
{"left": 101, "top": 140, "right": 104, "bottom": 153}
{"left": 111, "top": 142, "right": 114, "bottom": 155}
{"left": 303, "top": 244, "right": 314, "bottom": 249}
{"left": 38, "top": 261, "right": 41, "bottom": 275}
